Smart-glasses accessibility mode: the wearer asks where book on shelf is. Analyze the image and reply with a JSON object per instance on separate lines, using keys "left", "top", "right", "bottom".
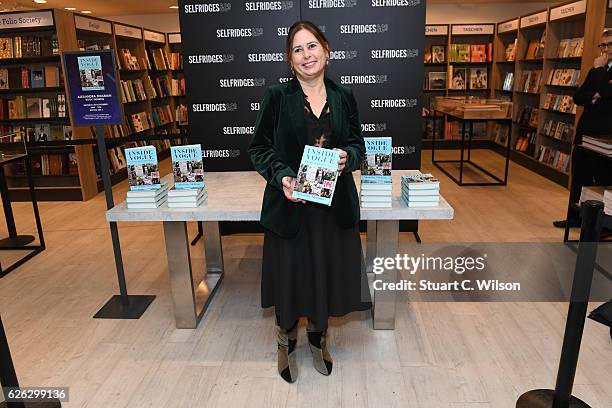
{"left": 424, "top": 48, "right": 432, "bottom": 63}
{"left": 151, "top": 105, "right": 174, "bottom": 126}
{"left": 514, "top": 130, "right": 537, "bottom": 155}
{"left": 169, "top": 52, "right": 182, "bottom": 70}
{"left": 170, "top": 78, "right": 186, "bottom": 96}
{"left": 558, "top": 37, "right": 584, "bottom": 58}
{"left": 171, "top": 144, "right": 205, "bottom": 189}
{"left": 547, "top": 69, "right": 580, "bottom": 87}
{"left": 29, "top": 67, "right": 45, "bottom": 88}
{"left": 535, "top": 31, "right": 546, "bottom": 59}
{"left": 431, "top": 45, "right": 445, "bottom": 63}
{"left": 129, "top": 111, "right": 154, "bottom": 133}
{"left": 504, "top": 39, "right": 517, "bottom": 62}
{"left": 524, "top": 40, "right": 540, "bottom": 60}
{"left": 119, "top": 49, "right": 141, "bottom": 70}
{"left": 543, "top": 93, "right": 576, "bottom": 113}
{"left": 0, "top": 36, "right": 55, "bottom": 59}
{"left": 452, "top": 44, "right": 471, "bottom": 62}
{"left": 516, "top": 105, "right": 539, "bottom": 126}
{"left": 125, "top": 145, "right": 162, "bottom": 190}
{"left": 543, "top": 119, "right": 574, "bottom": 143}
{"left": 537, "top": 146, "right": 570, "bottom": 172}
{"left": 175, "top": 104, "right": 188, "bottom": 125}
{"left": 427, "top": 72, "right": 446, "bottom": 90}
{"left": 361, "top": 137, "right": 392, "bottom": 184}
{"left": 502, "top": 72, "right": 514, "bottom": 91}
{"left": 293, "top": 145, "right": 339, "bottom": 206}
{"left": 470, "top": 44, "right": 487, "bottom": 62}
{"left": 150, "top": 47, "right": 170, "bottom": 70}
{"left": 520, "top": 70, "right": 542, "bottom": 93}
{"left": 449, "top": 66, "right": 467, "bottom": 90}
{"left": 469, "top": 68, "right": 487, "bottom": 89}
{"left": 493, "top": 123, "right": 510, "bottom": 145}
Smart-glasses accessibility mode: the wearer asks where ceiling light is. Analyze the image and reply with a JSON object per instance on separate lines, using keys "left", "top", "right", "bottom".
{"left": 169, "top": 5, "right": 178, "bottom": 8}
{"left": 81, "top": 10, "right": 92, "bottom": 14}
{"left": 34, "top": 0, "right": 47, "bottom": 4}
{"left": 65, "top": 7, "right": 76, "bottom": 11}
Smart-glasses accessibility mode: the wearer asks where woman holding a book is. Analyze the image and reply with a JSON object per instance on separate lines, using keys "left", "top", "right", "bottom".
{"left": 249, "top": 21, "right": 372, "bottom": 384}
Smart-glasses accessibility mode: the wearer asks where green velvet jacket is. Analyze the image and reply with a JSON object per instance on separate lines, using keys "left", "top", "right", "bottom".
{"left": 248, "top": 77, "right": 365, "bottom": 238}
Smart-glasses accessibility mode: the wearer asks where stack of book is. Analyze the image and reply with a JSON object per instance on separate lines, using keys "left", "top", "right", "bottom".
{"left": 579, "top": 186, "right": 607, "bottom": 203}
{"left": 168, "top": 144, "right": 207, "bottom": 208}
{"left": 582, "top": 136, "right": 612, "bottom": 157}
{"left": 401, "top": 173, "right": 440, "bottom": 207}
{"left": 125, "top": 146, "right": 167, "bottom": 209}
{"left": 360, "top": 137, "right": 392, "bottom": 208}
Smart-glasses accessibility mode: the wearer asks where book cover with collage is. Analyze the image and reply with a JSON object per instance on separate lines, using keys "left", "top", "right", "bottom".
{"left": 171, "top": 144, "right": 204, "bottom": 189}
{"left": 361, "top": 137, "right": 392, "bottom": 183}
{"left": 125, "top": 146, "right": 161, "bottom": 190}
{"left": 293, "top": 146, "right": 339, "bottom": 206}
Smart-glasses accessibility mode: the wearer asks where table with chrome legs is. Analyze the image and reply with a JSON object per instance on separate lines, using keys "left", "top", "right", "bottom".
{"left": 106, "top": 171, "right": 454, "bottom": 329}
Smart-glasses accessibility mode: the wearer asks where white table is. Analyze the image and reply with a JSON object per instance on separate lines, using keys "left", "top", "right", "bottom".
{"left": 107, "top": 171, "right": 454, "bottom": 329}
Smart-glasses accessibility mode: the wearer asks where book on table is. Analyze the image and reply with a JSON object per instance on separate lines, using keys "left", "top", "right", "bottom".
{"left": 167, "top": 194, "right": 208, "bottom": 208}
{"left": 401, "top": 173, "right": 440, "bottom": 190}
{"left": 292, "top": 145, "right": 339, "bottom": 206}
{"left": 125, "top": 146, "right": 163, "bottom": 191}
{"left": 127, "top": 195, "right": 168, "bottom": 209}
{"left": 167, "top": 189, "right": 207, "bottom": 203}
{"left": 170, "top": 144, "right": 205, "bottom": 189}
{"left": 361, "top": 137, "right": 392, "bottom": 184}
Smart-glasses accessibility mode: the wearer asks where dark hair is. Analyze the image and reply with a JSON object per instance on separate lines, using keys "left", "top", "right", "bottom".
{"left": 286, "top": 21, "right": 330, "bottom": 68}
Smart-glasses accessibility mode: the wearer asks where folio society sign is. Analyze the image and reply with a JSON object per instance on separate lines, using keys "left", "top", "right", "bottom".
{"left": 63, "top": 50, "right": 123, "bottom": 126}
{"left": 0, "top": 11, "right": 54, "bottom": 29}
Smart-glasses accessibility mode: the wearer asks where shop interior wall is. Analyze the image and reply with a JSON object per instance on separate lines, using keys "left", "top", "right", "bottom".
{"left": 103, "top": 2, "right": 558, "bottom": 33}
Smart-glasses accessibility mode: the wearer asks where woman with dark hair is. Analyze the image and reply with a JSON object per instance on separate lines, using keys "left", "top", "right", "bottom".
{"left": 248, "top": 21, "right": 372, "bottom": 383}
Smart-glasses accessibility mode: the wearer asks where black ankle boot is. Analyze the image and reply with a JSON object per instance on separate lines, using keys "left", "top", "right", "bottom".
{"left": 277, "top": 322, "right": 298, "bottom": 383}
{"left": 306, "top": 320, "right": 333, "bottom": 376}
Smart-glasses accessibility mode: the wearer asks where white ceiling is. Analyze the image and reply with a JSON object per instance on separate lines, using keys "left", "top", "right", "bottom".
{"left": 3, "top": 0, "right": 558, "bottom": 15}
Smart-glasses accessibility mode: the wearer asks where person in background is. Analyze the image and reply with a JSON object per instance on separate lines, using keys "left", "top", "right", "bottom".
{"left": 554, "top": 29, "right": 612, "bottom": 229}
{"left": 248, "top": 21, "right": 372, "bottom": 384}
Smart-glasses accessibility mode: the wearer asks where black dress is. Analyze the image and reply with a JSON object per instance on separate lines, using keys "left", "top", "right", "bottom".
{"left": 261, "top": 92, "right": 372, "bottom": 331}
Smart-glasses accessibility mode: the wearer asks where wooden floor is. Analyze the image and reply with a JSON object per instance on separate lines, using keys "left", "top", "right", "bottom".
{"left": 0, "top": 149, "right": 610, "bottom": 407}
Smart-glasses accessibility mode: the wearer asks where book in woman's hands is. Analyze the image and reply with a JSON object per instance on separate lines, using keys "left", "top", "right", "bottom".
{"left": 293, "top": 145, "right": 340, "bottom": 206}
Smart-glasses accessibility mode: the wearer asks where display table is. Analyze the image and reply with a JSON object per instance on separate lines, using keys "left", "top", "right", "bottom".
{"left": 106, "top": 171, "right": 454, "bottom": 329}
{"left": 432, "top": 97, "right": 512, "bottom": 186}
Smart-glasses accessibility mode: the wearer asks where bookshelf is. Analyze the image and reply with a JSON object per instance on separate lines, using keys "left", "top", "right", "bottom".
{"left": 167, "top": 32, "right": 188, "bottom": 132}
{"left": 0, "top": 9, "right": 98, "bottom": 200}
{"left": 422, "top": 23, "right": 496, "bottom": 145}
{"left": 423, "top": 25, "right": 449, "bottom": 144}
{"left": 486, "top": 0, "right": 607, "bottom": 186}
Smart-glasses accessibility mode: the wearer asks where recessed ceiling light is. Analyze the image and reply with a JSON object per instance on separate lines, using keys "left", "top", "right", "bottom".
{"left": 34, "top": 0, "right": 47, "bottom": 4}
{"left": 65, "top": 7, "right": 76, "bottom": 11}
{"left": 169, "top": 5, "right": 178, "bottom": 8}
{"left": 81, "top": 10, "right": 92, "bottom": 14}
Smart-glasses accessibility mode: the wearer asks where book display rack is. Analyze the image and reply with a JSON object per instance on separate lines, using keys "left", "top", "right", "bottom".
{"left": 422, "top": 24, "right": 496, "bottom": 147}
{"left": 0, "top": 10, "right": 186, "bottom": 201}
{"left": 488, "top": 0, "right": 608, "bottom": 186}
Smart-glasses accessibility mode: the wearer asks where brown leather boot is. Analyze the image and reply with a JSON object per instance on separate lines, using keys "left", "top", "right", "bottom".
{"left": 306, "top": 319, "right": 333, "bottom": 376}
{"left": 277, "top": 322, "right": 298, "bottom": 383}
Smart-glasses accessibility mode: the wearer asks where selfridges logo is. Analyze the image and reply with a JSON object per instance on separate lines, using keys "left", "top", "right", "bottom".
{"left": 279, "top": 77, "right": 294, "bottom": 83}
{"left": 340, "top": 75, "right": 387, "bottom": 85}
{"left": 248, "top": 53, "right": 285, "bottom": 62}
{"left": 394, "top": 145, "right": 416, "bottom": 155}
{"left": 340, "top": 24, "right": 388, "bottom": 34}
{"left": 203, "top": 149, "right": 240, "bottom": 158}
{"left": 216, "top": 28, "right": 264, "bottom": 38}
{"left": 330, "top": 50, "right": 358, "bottom": 60}
{"left": 361, "top": 123, "right": 387, "bottom": 132}
{"left": 370, "top": 98, "right": 418, "bottom": 108}
{"left": 251, "top": 102, "right": 261, "bottom": 111}
{"left": 188, "top": 54, "right": 234, "bottom": 64}
{"left": 371, "top": 49, "right": 419, "bottom": 59}
{"left": 184, "top": 3, "right": 231, "bottom": 13}
{"left": 308, "top": 0, "right": 357, "bottom": 8}
{"left": 245, "top": 1, "right": 293, "bottom": 11}
{"left": 223, "top": 126, "right": 255, "bottom": 135}
{"left": 219, "top": 78, "right": 266, "bottom": 88}
{"left": 371, "top": 0, "right": 420, "bottom": 6}
{"left": 277, "top": 25, "right": 325, "bottom": 36}
{"left": 192, "top": 103, "right": 238, "bottom": 112}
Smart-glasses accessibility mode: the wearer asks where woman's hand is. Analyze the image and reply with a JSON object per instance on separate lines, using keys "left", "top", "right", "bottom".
{"left": 334, "top": 148, "right": 347, "bottom": 173}
{"left": 282, "top": 176, "right": 306, "bottom": 203}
